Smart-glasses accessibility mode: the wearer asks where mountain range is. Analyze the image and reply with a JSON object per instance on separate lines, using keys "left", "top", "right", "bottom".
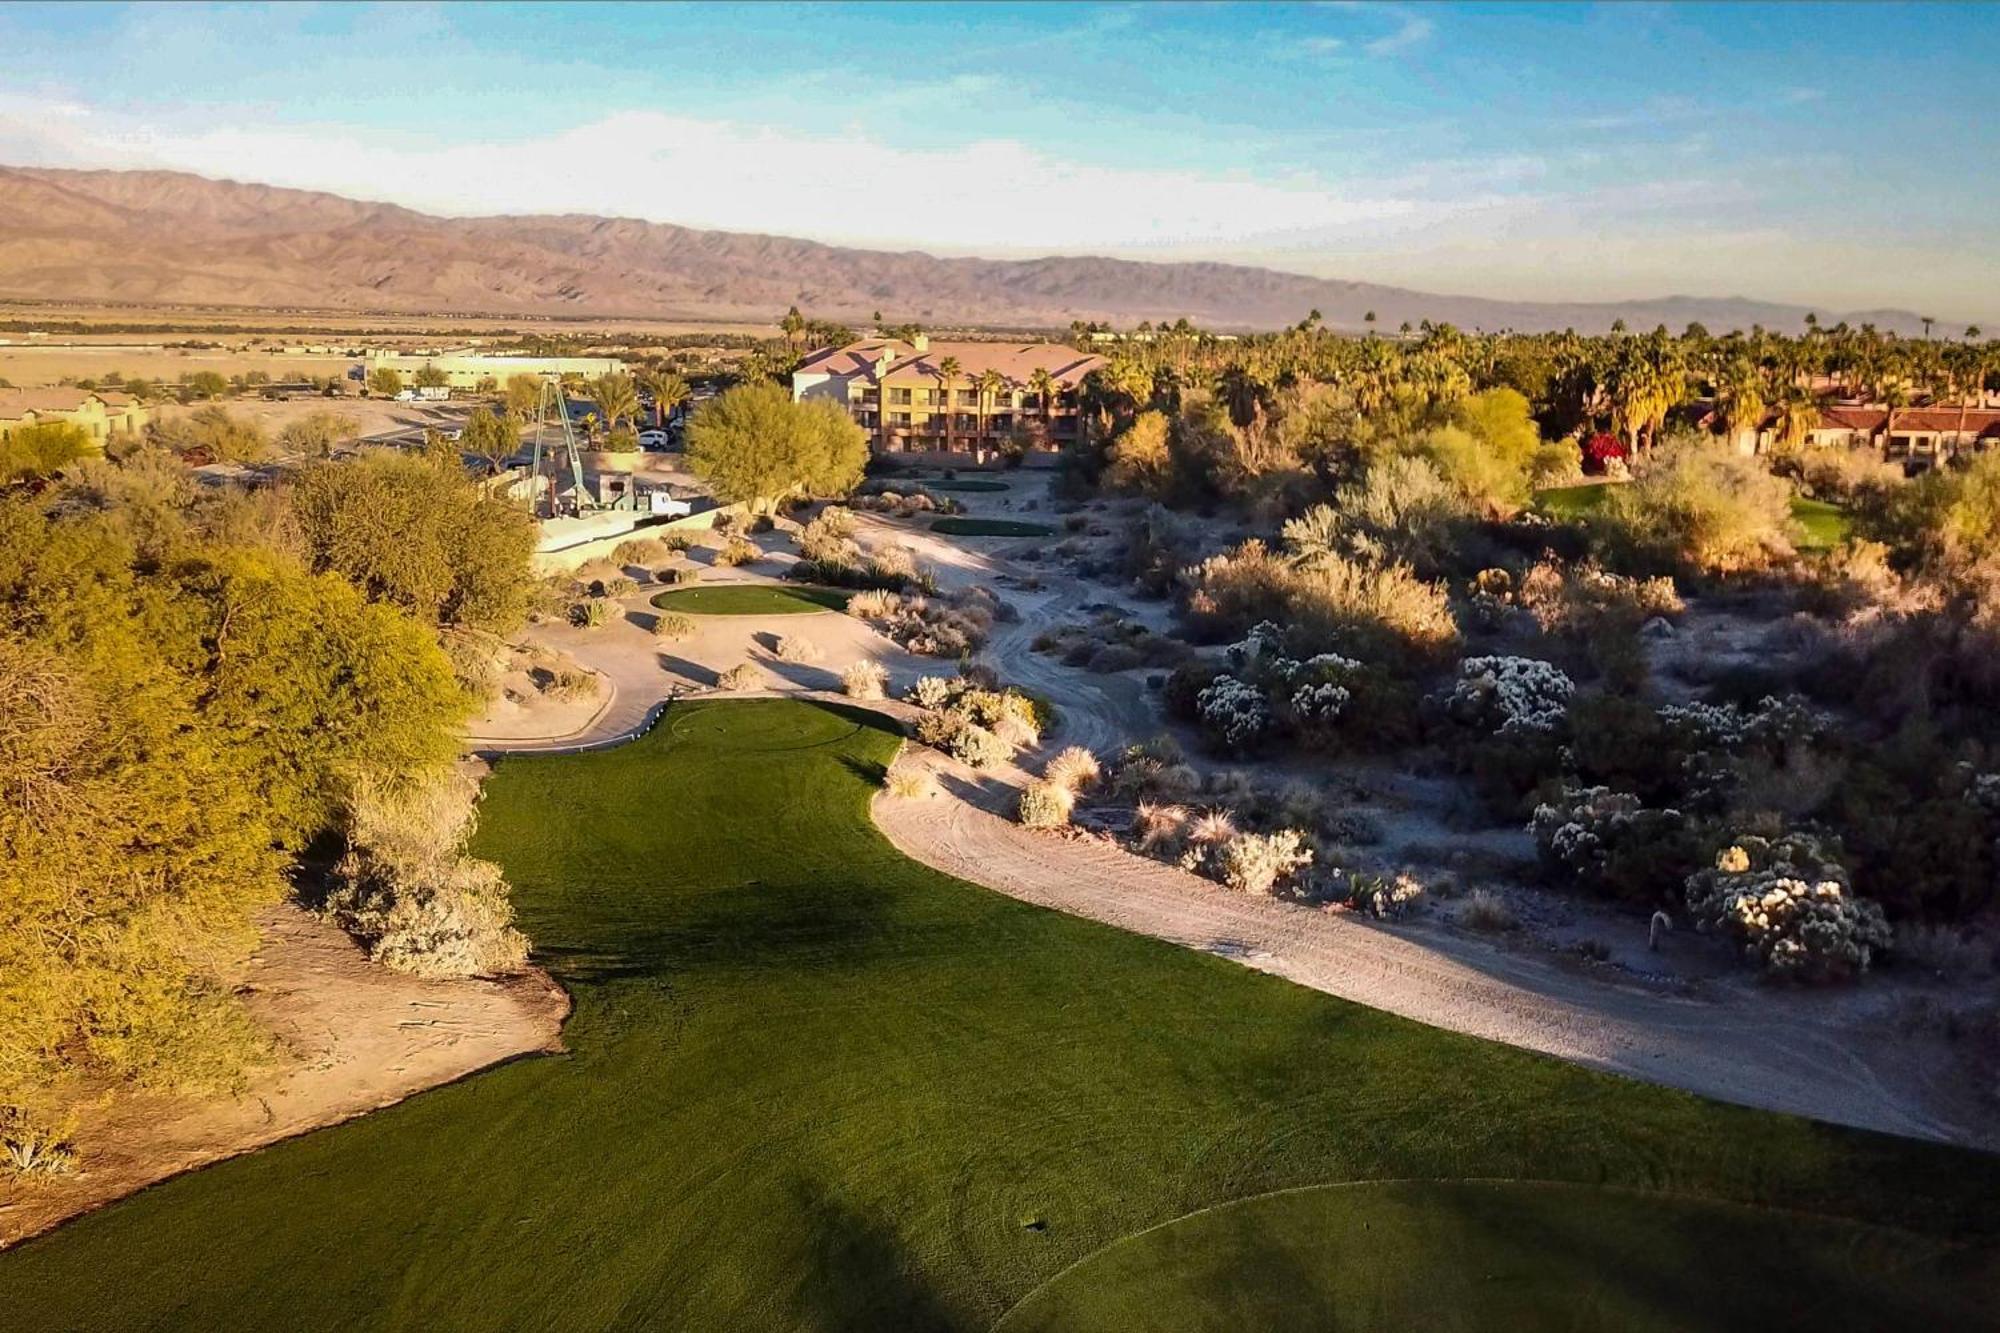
{"left": 0, "top": 165, "right": 1960, "bottom": 337}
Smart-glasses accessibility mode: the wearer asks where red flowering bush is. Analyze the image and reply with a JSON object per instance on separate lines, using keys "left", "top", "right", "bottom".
{"left": 1582, "top": 433, "right": 1628, "bottom": 474}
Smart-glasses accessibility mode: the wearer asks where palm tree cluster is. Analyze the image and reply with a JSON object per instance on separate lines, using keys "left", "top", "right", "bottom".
{"left": 1069, "top": 317, "right": 1997, "bottom": 458}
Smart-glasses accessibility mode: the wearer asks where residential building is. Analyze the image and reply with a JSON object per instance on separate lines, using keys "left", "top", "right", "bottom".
{"left": 0, "top": 386, "right": 150, "bottom": 443}
{"left": 792, "top": 335, "right": 1105, "bottom": 463}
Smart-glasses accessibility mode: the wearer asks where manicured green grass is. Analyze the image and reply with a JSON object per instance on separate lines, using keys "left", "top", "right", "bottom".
{"left": 1000, "top": 1181, "right": 1998, "bottom": 1332}
{"left": 3, "top": 699, "right": 1994, "bottom": 1331}
{"left": 1790, "top": 496, "right": 1853, "bottom": 551}
{"left": 1533, "top": 482, "right": 1853, "bottom": 550}
{"left": 929, "top": 517, "right": 1054, "bottom": 537}
{"left": 648, "top": 583, "right": 850, "bottom": 615}
{"left": 1534, "top": 480, "right": 1616, "bottom": 519}
{"left": 928, "top": 478, "right": 1011, "bottom": 493}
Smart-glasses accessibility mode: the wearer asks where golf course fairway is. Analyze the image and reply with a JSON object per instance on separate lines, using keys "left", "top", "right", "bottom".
{"left": 2, "top": 699, "right": 1994, "bottom": 1331}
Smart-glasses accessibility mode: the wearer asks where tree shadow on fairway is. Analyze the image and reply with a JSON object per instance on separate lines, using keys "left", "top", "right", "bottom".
{"left": 784, "top": 1177, "right": 956, "bottom": 1332}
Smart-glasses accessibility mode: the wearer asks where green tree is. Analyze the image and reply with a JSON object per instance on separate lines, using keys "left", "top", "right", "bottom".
{"left": 586, "top": 372, "right": 640, "bottom": 439}
{"left": 504, "top": 374, "right": 544, "bottom": 422}
{"left": 368, "top": 367, "right": 405, "bottom": 398}
{"left": 413, "top": 364, "right": 449, "bottom": 390}
{"left": 182, "top": 371, "right": 228, "bottom": 400}
{"left": 638, "top": 367, "right": 690, "bottom": 430}
{"left": 0, "top": 422, "right": 95, "bottom": 481}
{"left": 152, "top": 406, "right": 269, "bottom": 464}
{"left": 276, "top": 409, "right": 358, "bottom": 460}
{"left": 684, "top": 381, "right": 868, "bottom": 511}
{"left": 288, "top": 452, "right": 536, "bottom": 632}
{"left": 461, "top": 407, "right": 521, "bottom": 474}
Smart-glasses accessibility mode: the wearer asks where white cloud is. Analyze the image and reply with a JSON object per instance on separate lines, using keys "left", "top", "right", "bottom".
{"left": 1363, "top": 10, "right": 1434, "bottom": 55}
{"left": 0, "top": 97, "right": 1469, "bottom": 254}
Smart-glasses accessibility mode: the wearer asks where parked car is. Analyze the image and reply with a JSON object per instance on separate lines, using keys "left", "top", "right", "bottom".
{"left": 638, "top": 429, "right": 670, "bottom": 450}
{"left": 394, "top": 388, "right": 417, "bottom": 401}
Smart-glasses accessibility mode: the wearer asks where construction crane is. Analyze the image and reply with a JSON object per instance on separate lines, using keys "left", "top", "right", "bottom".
{"left": 526, "top": 374, "right": 588, "bottom": 518}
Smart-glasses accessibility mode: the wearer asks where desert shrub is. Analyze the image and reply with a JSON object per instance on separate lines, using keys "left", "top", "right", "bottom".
{"left": 1443, "top": 656, "right": 1574, "bottom": 735}
{"left": 1183, "top": 539, "right": 1457, "bottom": 665}
{"left": 1216, "top": 829, "right": 1314, "bottom": 896}
{"left": 1186, "top": 808, "right": 1240, "bottom": 847}
{"left": 1685, "top": 833, "right": 1891, "bottom": 982}
{"left": 848, "top": 588, "right": 900, "bottom": 619}
{"left": 1294, "top": 457, "right": 1477, "bottom": 573}
{"left": 1131, "top": 801, "right": 1191, "bottom": 854}
{"left": 1591, "top": 439, "right": 1796, "bottom": 576}
{"left": 713, "top": 534, "right": 761, "bottom": 567}
{"left": 571, "top": 597, "right": 610, "bottom": 629}
{"left": 651, "top": 611, "right": 695, "bottom": 639}
{"left": 0, "top": 1105, "right": 78, "bottom": 1177}
{"left": 658, "top": 565, "right": 701, "bottom": 586}
{"left": 716, "top": 662, "right": 762, "bottom": 691}
{"left": 660, "top": 531, "right": 697, "bottom": 552}
{"left": 1459, "top": 887, "right": 1518, "bottom": 931}
{"left": 883, "top": 760, "right": 939, "bottom": 800}
{"left": 1531, "top": 785, "right": 1700, "bottom": 906}
{"left": 774, "top": 633, "right": 824, "bottom": 663}
{"left": 324, "top": 773, "right": 529, "bottom": 979}
{"left": 908, "top": 674, "right": 958, "bottom": 710}
{"left": 613, "top": 537, "right": 668, "bottom": 567}
{"left": 948, "top": 721, "right": 1010, "bottom": 769}
{"left": 1353, "top": 871, "right": 1428, "bottom": 919}
{"left": 1043, "top": 745, "right": 1101, "bottom": 793}
{"left": 840, "top": 660, "right": 888, "bottom": 699}
{"left": 1894, "top": 923, "right": 1995, "bottom": 980}
{"left": 1196, "top": 674, "right": 1277, "bottom": 753}
{"left": 1786, "top": 447, "right": 1904, "bottom": 507}
{"left": 1017, "top": 780, "right": 1075, "bottom": 828}
{"left": 548, "top": 668, "right": 599, "bottom": 701}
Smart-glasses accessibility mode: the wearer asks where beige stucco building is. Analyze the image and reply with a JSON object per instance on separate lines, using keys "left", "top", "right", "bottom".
{"left": 0, "top": 387, "right": 150, "bottom": 443}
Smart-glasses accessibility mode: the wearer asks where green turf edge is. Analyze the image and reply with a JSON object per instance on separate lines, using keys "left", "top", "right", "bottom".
{"left": 647, "top": 583, "right": 851, "bottom": 614}
{"left": 996, "top": 1178, "right": 2000, "bottom": 1333}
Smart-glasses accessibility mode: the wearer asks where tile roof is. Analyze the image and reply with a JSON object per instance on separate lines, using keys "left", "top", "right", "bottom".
{"left": 0, "top": 387, "right": 95, "bottom": 420}
{"left": 797, "top": 339, "right": 1106, "bottom": 389}
{"left": 1813, "top": 404, "right": 2000, "bottom": 436}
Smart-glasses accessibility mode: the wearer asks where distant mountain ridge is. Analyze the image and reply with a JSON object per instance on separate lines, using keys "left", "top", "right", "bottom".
{"left": 0, "top": 165, "right": 1965, "bottom": 336}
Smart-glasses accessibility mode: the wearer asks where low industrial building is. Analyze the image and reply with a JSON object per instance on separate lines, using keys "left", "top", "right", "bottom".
{"left": 0, "top": 386, "right": 150, "bottom": 443}
{"left": 792, "top": 335, "right": 1105, "bottom": 464}
{"left": 360, "top": 350, "right": 625, "bottom": 391}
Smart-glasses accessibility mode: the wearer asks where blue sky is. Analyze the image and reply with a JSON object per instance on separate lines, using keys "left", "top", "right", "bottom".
{"left": 2, "top": 2, "right": 1995, "bottom": 318}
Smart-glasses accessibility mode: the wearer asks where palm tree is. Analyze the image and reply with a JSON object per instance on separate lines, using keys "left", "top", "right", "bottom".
{"left": 638, "top": 367, "right": 690, "bottom": 431}
{"left": 1363, "top": 310, "right": 1377, "bottom": 337}
{"left": 586, "top": 372, "right": 640, "bottom": 441}
{"left": 780, "top": 305, "right": 806, "bottom": 351}
{"left": 1772, "top": 388, "right": 1820, "bottom": 451}
{"left": 1716, "top": 359, "right": 1767, "bottom": 450}
{"left": 974, "top": 368, "right": 1005, "bottom": 452}
{"left": 935, "top": 355, "right": 962, "bottom": 454}
{"left": 1878, "top": 379, "right": 1911, "bottom": 453}
{"left": 1028, "top": 367, "right": 1058, "bottom": 444}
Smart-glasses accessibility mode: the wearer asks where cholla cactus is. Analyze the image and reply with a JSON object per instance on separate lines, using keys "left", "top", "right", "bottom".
{"left": 1446, "top": 656, "right": 1573, "bottom": 735}
{"left": 1658, "top": 695, "right": 1828, "bottom": 754}
{"left": 1215, "top": 829, "right": 1314, "bottom": 895}
{"left": 1684, "top": 832, "right": 1891, "bottom": 983}
{"left": 1196, "top": 674, "right": 1276, "bottom": 751}
{"left": 1225, "top": 620, "right": 1289, "bottom": 672}
{"left": 1530, "top": 785, "right": 1690, "bottom": 902}
{"left": 1290, "top": 680, "right": 1352, "bottom": 724}
{"left": 907, "top": 674, "right": 958, "bottom": 710}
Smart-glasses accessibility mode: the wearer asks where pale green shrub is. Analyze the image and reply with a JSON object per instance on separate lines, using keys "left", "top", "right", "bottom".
{"left": 715, "top": 662, "right": 761, "bottom": 691}
{"left": 841, "top": 660, "right": 888, "bottom": 699}
{"left": 1043, "top": 746, "right": 1101, "bottom": 793}
{"left": 1459, "top": 888, "right": 1518, "bottom": 931}
{"left": 1017, "top": 780, "right": 1075, "bottom": 828}
{"left": 1216, "top": 829, "right": 1314, "bottom": 895}
{"left": 884, "top": 760, "right": 939, "bottom": 800}
{"left": 651, "top": 611, "right": 695, "bottom": 639}
{"left": 325, "top": 772, "right": 529, "bottom": 979}
{"left": 774, "top": 633, "right": 823, "bottom": 663}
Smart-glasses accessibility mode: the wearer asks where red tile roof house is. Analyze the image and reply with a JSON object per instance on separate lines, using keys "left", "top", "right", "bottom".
{"left": 791, "top": 335, "right": 1106, "bottom": 467}
{"left": 1796, "top": 404, "right": 2000, "bottom": 457}
{"left": 0, "top": 387, "right": 151, "bottom": 445}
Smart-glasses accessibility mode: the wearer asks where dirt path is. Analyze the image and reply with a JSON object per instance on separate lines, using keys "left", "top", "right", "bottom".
{"left": 478, "top": 483, "right": 1994, "bottom": 1149}
{"left": 1, "top": 906, "right": 567, "bottom": 1249}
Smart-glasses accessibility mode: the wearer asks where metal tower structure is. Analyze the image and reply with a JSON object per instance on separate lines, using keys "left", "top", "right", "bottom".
{"left": 526, "top": 375, "right": 588, "bottom": 518}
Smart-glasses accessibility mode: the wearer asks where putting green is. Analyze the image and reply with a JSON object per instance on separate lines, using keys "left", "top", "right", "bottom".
{"left": 929, "top": 517, "right": 1054, "bottom": 537}
{"left": 648, "top": 583, "right": 850, "bottom": 614}
{"left": 999, "top": 1180, "right": 1998, "bottom": 1332}
{"left": 2, "top": 699, "right": 1993, "bottom": 1331}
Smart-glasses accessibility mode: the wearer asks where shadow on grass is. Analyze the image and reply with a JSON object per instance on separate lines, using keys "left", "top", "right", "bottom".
{"left": 786, "top": 1177, "right": 956, "bottom": 1332}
